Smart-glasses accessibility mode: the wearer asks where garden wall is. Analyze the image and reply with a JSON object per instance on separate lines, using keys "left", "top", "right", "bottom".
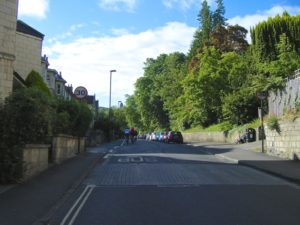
{"left": 51, "top": 135, "right": 85, "bottom": 163}
{"left": 22, "top": 135, "right": 86, "bottom": 179}
{"left": 23, "top": 144, "right": 50, "bottom": 180}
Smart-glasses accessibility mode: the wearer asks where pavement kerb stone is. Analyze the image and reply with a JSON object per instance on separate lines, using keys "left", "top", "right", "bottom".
{"left": 32, "top": 152, "right": 107, "bottom": 225}
{"left": 238, "top": 160, "right": 300, "bottom": 186}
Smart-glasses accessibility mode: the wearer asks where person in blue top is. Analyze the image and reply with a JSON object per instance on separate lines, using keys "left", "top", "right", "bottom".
{"left": 124, "top": 128, "right": 130, "bottom": 145}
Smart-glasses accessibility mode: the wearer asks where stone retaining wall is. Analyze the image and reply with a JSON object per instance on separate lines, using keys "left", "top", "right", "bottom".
{"left": 22, "top": 135, "right": 86, "bottom": 180}
{"left": 265, "top": 118, "right": 300, "bottom": 160}
{"left": 23, "top": 144, "right": 50, "bottom": 180}
{"left": 182, "top": 131, "right": 228, "bottom": 143}
{"left": 182, "top": 128, "right": 260, "bottom": 144}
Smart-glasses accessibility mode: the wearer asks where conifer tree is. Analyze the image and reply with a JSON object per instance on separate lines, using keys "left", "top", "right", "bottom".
{"left": 198, "top": 0, "right": 212, "bottom": 46}
{"left": 212, "top": 0, "right": 227, "bottom": 29}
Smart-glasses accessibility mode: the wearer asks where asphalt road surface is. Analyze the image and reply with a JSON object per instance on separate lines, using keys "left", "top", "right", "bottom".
{"left": 50, "top": 140, "right": 300, "bottom": 225}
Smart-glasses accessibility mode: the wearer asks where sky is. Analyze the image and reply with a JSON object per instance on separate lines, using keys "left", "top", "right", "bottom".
{"left": 18, "top": 0, "right": 300, "bottom": 107}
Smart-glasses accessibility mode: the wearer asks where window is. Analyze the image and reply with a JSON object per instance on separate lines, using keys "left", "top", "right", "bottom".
{"left": 57, "top": 83, "right": 61, "bottom": 95}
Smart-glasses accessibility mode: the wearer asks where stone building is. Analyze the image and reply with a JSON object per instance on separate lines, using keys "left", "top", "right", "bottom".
{"left": 14, "top": 20, "right": 44, "bottom": 81}
{"left": 46, "top": 68, "right": 74, "bottom": 100}
{"left": 0, "top": 0, "right": 18, "bottom": 102}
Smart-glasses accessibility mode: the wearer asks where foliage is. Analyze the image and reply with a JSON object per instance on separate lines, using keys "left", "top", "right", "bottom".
{"left": 267, "top": 115, "right": 280, "bottom": 132}
{"left": 210, "top": 25, "right": 249, "bottom": 53}
{"left": 250, "top": 12, "right": 300, "bottom": 61}
{"left": 0, "top": 87, "right": 54, "bottom": 183}
{"left": 124, "top": 95, "right": 143, "bottom": 130}
{"left": 117, "top": 1, "right": 300, "bottom": 136}
{"left": 111, "top": 106, "right": 128, "bottom": 138}
{"left": 53, "top": 98, "right": 93, "bottom": 137}
{"left": 198, "top": 0, "right": 212, "bottom": 46}
{"left": 1, "top": 87, "right": 54, "bottom": 145}
{"left": 212, "top": 0, "right": 227, "bottom": 28}
{"left": 25, "top": 70, "right": 51, "bottom": 97}
{"left": 184, "top": 121, "right": 233, "bottom": 133}
{"left": 94, "top": 107, "right": 129, "bottom": 140}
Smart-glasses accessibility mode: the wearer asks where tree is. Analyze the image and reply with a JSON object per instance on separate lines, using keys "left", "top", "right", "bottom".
{"left": 198, "top": 0, "right": 212, "bottom": 46}
{"left": 124, "top": 95, "right": 143, "bottom": 130}
{"left": 212, "top": 0, "right": 227, "bottom": 29}
{"left": 210, "top": 25, "right": 249, "bottom": 53}
{"left": 25, "top": 70, "right": 51, "bottom": 96}
{"left": 251, "top": 12, "right": 300, "bottom": 61}
{"left": 53, "top": 99, "right": 92, "bottom": 137}
{"left": 182, "top": 47, "right": 224, "bottom": 127}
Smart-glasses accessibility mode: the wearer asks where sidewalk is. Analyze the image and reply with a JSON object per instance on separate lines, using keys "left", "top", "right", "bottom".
{"left": 0, "top": 145, "right": 109, "bottom": 225}
{"left": 190, "top": 141, "right": 300, "bottom": 185}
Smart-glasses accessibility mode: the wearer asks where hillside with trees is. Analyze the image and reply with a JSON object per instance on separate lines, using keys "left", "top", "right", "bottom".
{"left": 113, "top": 0, "right": 300, "bottom": 133}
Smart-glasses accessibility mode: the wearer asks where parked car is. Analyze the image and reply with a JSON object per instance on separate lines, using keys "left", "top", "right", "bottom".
{"left": 165, "top": 131, "right": 183, "bottom": 144}
{"left": 157, "top": 131, "right": 168, "bottom": 142}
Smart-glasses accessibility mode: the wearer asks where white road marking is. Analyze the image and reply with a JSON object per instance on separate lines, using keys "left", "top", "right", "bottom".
{"left": 60, "top": 185, "right": 95, "bottom": 225}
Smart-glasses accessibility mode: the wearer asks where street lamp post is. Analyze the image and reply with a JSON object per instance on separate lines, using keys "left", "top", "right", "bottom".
{"left": 108, "top": 70, "right": 116, "bottom": 141}
{"left": 257, "top": 91, "right": 267, "bottom": 153}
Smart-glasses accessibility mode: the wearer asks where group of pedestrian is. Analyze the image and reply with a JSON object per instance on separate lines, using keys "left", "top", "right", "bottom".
{"left": 124, "top": 127, "right": 138, "bottom": 144}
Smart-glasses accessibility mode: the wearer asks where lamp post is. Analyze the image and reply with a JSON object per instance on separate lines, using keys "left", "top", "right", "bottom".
{"left": 257, "top": 91, "right": 267, "bottom": 153}
{"left": 108, "top": 70, "right": 116, "bottom": 141}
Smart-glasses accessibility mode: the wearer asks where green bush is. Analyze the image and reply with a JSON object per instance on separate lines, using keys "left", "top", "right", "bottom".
{"left": 267, "top": 115, "right": 280, "bottom": 132}
{"left": 0, "top": 87, "right": 93, "bottom": 183}
{"left": 1, "top": 87, "right": 54, "bottom": 145}
{"left": 0, "top": 87, "right": 54, "bottom": 183}
{"left": 25, "top": 70, "right": 52, "bottom": 97}
{"left": 53, "top": 99, "right": 93, "bottom": 137}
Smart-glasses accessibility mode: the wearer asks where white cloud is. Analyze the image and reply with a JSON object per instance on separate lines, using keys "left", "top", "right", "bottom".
{"left": 228, "top": 5, "right": 300, "bottom": 42}
{"left": 98, "top": 0, "right": 137, "bottom": 12}
{"left": 18, "top": 0, "right": 49, "bottom": 19}
{"left": 47, "top": 23, "right": 86, "bottom": 44}
{"left": 43, "top": 22, "right": 196, "bottom": 107}
{"left": 163, "top": 0, "right": 214, "bottom": 10}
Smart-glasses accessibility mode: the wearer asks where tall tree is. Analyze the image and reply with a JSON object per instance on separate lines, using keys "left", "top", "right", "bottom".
{"left": 212, "top": 0, "right": 227, "bottom": 29}
{"left": 198, "top": 0, "right": 212, "bottom": 46}
{"left": 250, "top": 12, "right": 300, "bottom": 61}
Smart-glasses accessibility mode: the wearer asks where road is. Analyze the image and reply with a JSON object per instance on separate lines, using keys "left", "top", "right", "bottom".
{"left": 50, "top": 140, "right": 300, "bottom": 225}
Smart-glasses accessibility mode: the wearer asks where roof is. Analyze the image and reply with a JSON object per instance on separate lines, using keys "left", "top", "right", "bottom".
{"left": 17, "top": 20, "right": 44, "bottom": 39}
{"left": 55, "top": 73, "right": 66, "bottom": 83}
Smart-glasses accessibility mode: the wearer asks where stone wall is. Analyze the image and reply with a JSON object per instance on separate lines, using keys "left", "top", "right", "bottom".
{"left": 183, "top": 131, "right": 228, "bottom": 143}
{"left": 14, "top": 31, "right": 42, "bottom": 80}
{"left": 51, "top": 135, "right": 86, "bottom": 164}
{"left": 183, "top": 128, "right": 259, "bottom": 144}
{"left": 0, "top": 0, "right": 18, "bottom": 101}
{"left": 22, "top": 136, "right": 86, "bottom": 180}
{"left": 22, "top": 144, "right": 50, "bottom": 180}
{"left": 265, "top": 118, "right": 300, "bottom": 160}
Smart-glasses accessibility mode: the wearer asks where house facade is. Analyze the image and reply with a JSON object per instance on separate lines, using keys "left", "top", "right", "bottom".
{"left": 14, "top": 20, "right": 44, "bottom": 81}
{"left": 0, "top": 0, "right": 18, "bottom": 102}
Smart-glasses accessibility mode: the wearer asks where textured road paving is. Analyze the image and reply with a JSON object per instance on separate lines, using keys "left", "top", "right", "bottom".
{"left": 54, "top": 140, "right": 300, "bottom": 225}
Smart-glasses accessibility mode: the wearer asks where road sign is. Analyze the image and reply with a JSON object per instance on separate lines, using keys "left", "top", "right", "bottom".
{"left": 74, "top": 86, "right": 88, "bottom": 99}
{"left": 257, "top": 91, "right": 268, "bottom": 100}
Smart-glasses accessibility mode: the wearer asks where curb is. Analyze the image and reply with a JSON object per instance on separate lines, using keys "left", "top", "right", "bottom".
{"left": 238, "top": 161, "right": 300, "bottom": 186}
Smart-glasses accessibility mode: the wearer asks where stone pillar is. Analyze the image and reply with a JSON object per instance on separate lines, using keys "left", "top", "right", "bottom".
{"left": 0, "top": 0, "right": 18, "bottom": 102}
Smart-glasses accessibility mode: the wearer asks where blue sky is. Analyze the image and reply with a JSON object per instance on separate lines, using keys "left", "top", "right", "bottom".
{"left": 18, "top": 0, "right": 300, "bottom": 107}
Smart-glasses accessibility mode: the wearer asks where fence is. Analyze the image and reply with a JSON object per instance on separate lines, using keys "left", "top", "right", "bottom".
{"left": 268, "top": 69, "right": 300, "bottom": 116}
